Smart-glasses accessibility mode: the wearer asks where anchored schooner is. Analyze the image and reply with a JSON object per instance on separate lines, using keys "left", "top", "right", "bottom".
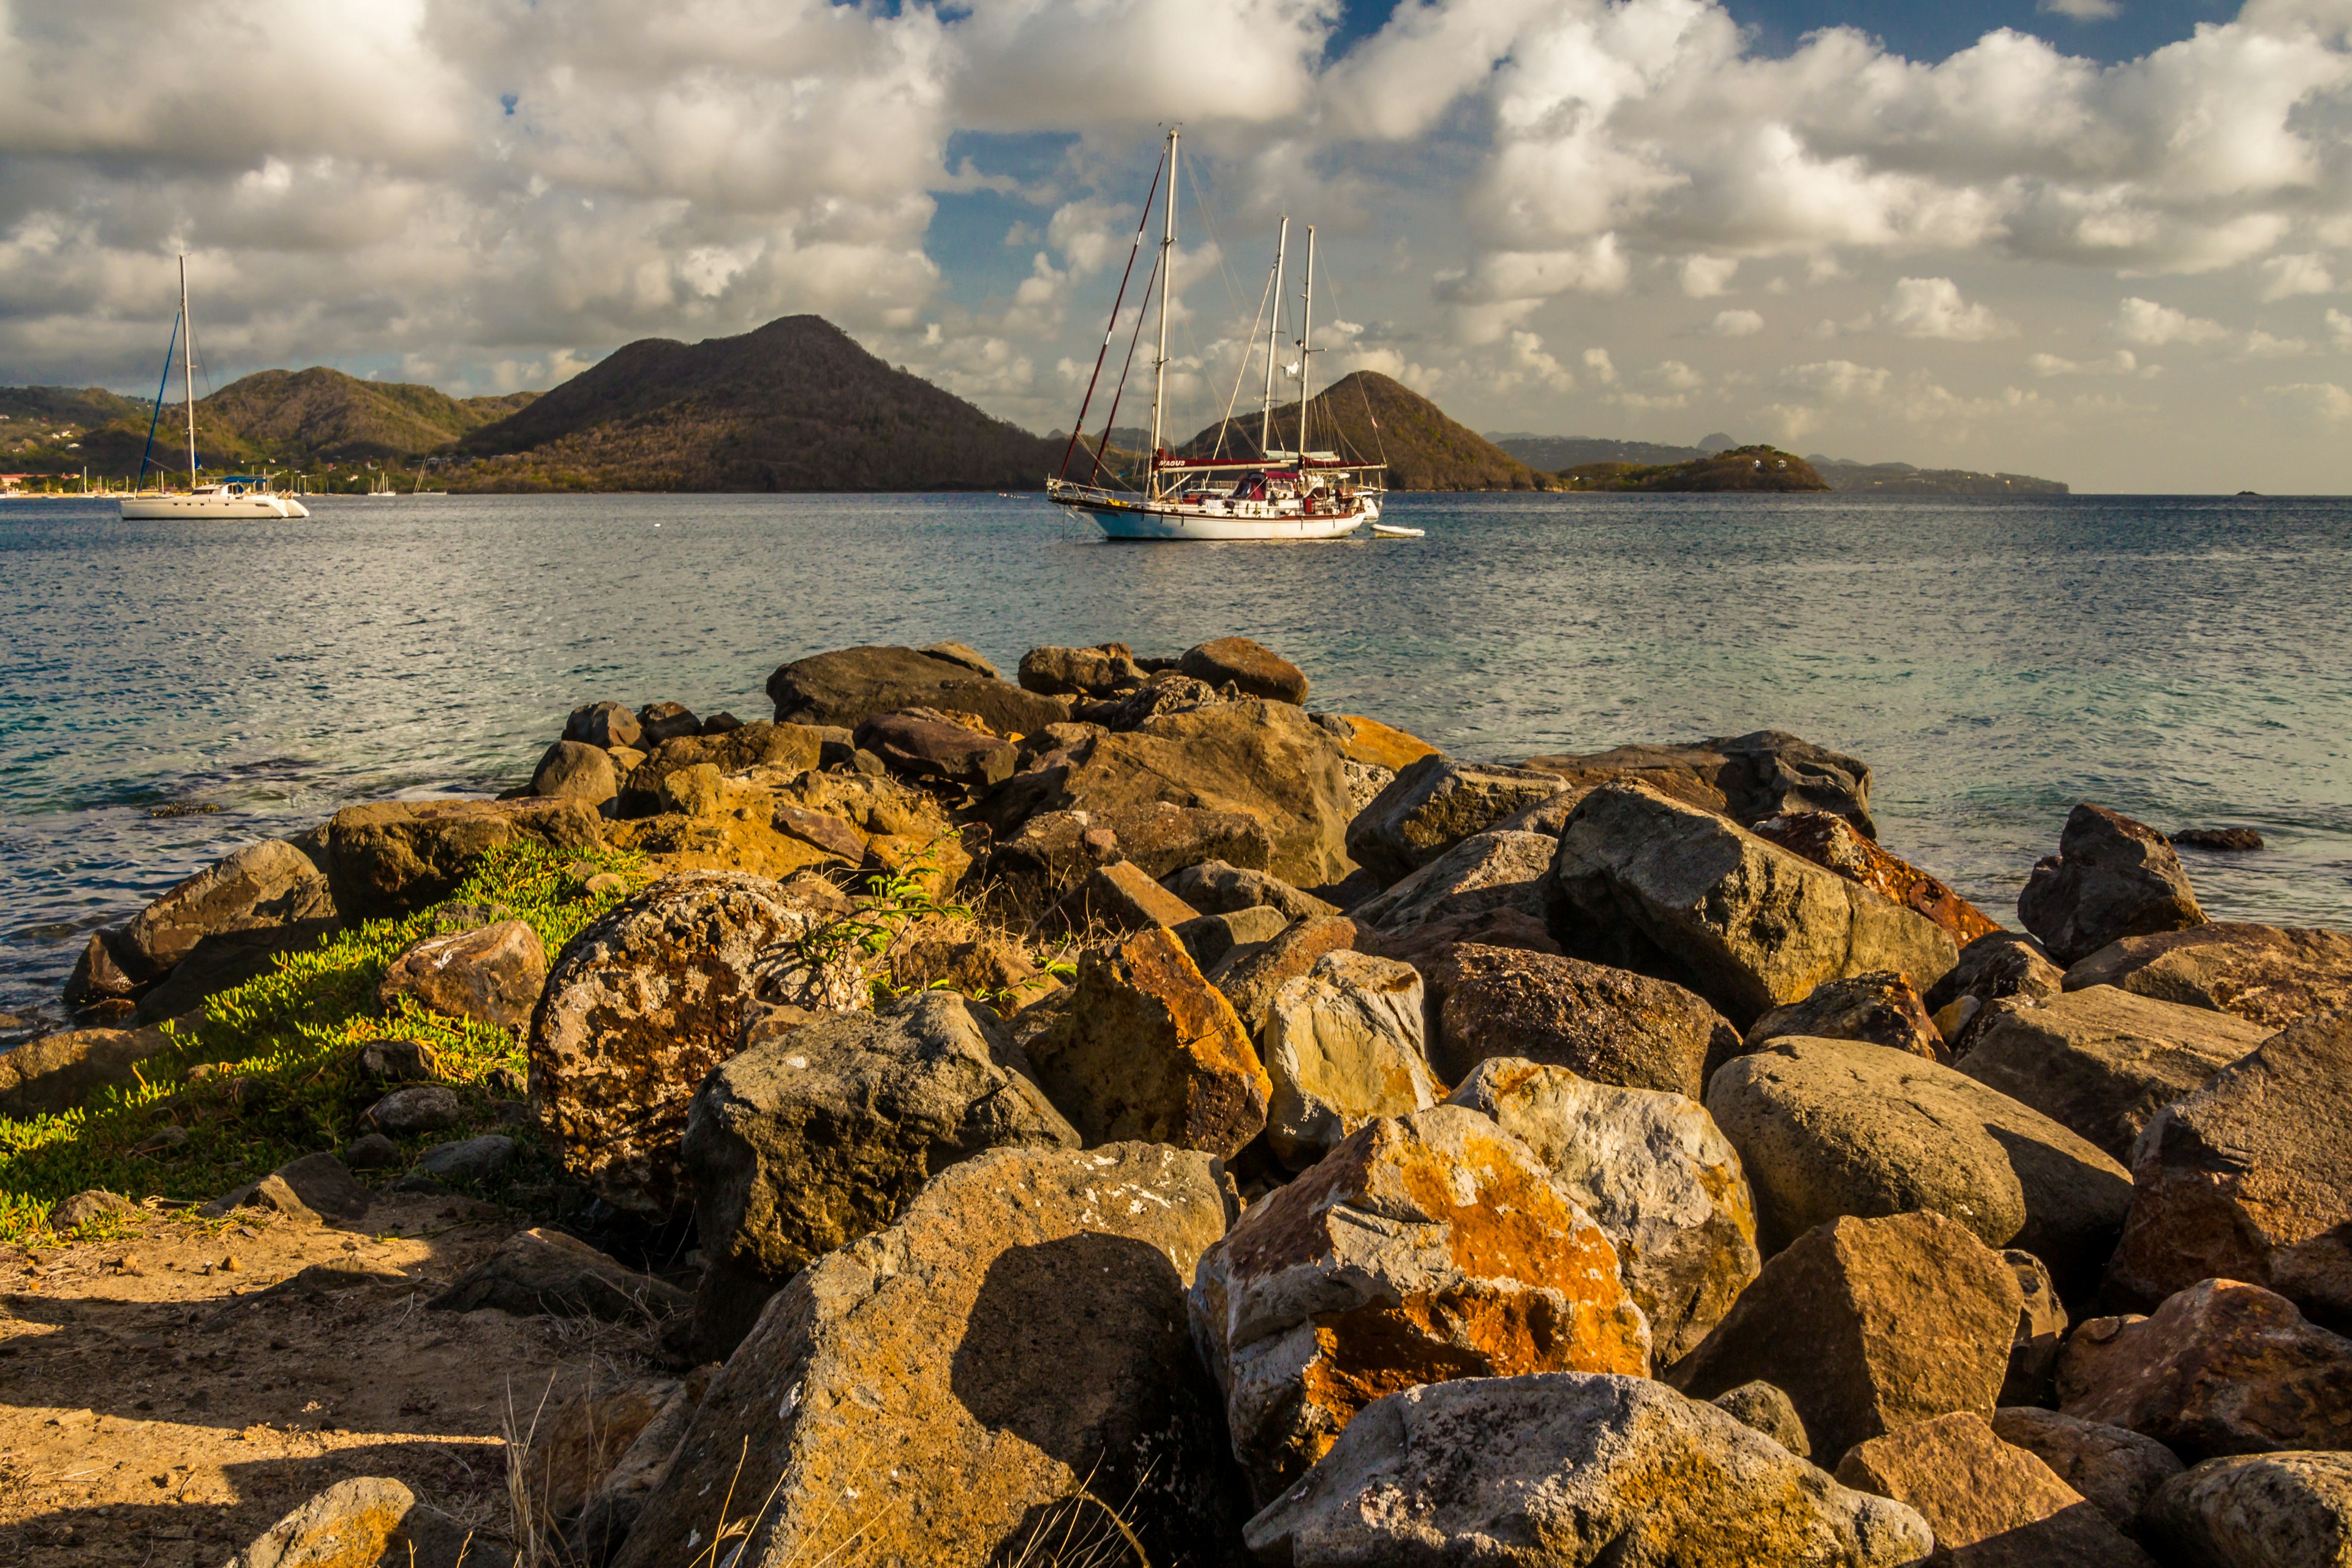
{"left": 119, "top": 255, "right": 309, "bottom": 521}
{"left": 1045, "top": 127, "right": 1384, "bottom": 541}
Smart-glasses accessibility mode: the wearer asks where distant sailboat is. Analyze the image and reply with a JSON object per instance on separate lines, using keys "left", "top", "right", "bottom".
{"left": 121, "top": 258, "right": 308, "bottom": 521}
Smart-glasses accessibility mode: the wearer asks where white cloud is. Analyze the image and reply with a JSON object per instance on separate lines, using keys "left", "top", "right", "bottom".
{"left": 2029, "top": 349, "right": 2143, "bottom": 375}
{"left": 2114, "top": 297, "right": 2230, "bottom": 346}
{"left": 1710, "top": 308, "right": 1765, "bottom": 336}
{"left": 1682, "top": 255, "right": 1740, "bottom": 298}
{"left": 1582, "top": 347, "right": 1619, "bottom": 384}
{"left": 2256, "top": 253, "right": 2337, "bottom": 301}
{"left": 2241, "top": 330, "right": 2310, "bottom": 358}
{"left": 1885, "top": 277, "right": 2013, "bottom": 341}
{"left": 2039, "top": 0, "right": 2122, "bottom": 18}
{"left": 2331, "top": 309, "right": 2352, "bottom": 350}
{"left": 1651, "top": 359, "right": 1706, "bottom": 391}
{"left": 1782, "top": 360, "right": 1891, "bottom": 400}
{"left": 2253, "top": 382, "right": 2352, "bottom": 423}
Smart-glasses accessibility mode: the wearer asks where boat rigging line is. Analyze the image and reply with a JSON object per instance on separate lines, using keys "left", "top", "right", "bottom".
{"left": 1055, "top": 145, "right": 1166, "bottom": 482}
{"left": 1087, "top": 244, "right": 1161, "bottom": 489}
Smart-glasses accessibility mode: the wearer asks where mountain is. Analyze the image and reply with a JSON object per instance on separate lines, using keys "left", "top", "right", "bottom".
{"left": 1557, "top": 445, "right": 1831, "bottom": 492}
{"left": 1811, "top": 459, "right": 2067, "bottom": 496}
{"left": 458, "top": 315, "right": 1060, "bottom": 492}
{"left": 1182, "top": 371, "right": 1536, "bottom": 491}
{"left": 1490, "top": 434, "right": 1708, "bottom": 470}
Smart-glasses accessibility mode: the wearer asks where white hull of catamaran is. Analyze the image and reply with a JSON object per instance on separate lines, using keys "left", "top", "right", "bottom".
{"left": 1057, "top": 496, "right": 1378, "bottom": 541}
{"left": 119, "top": 493, "right": 310, "bottom": 520}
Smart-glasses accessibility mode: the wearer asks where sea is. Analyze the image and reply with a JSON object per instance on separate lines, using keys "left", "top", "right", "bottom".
{"left": 4, "top": 490, "right": 2350, "bottom": 1031}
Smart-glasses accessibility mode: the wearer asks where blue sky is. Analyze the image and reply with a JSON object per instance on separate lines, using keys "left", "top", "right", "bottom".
{"left": 2, "top": 0, "right": 2348, "bottom": 490}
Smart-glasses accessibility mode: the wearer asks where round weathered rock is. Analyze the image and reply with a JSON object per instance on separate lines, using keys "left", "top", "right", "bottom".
{"left": 2144, "top": 1450, "right": 2352, "bottom": 1568}
{"left": 2019, "top": 803, "right": 2207, "bottom": 966}
{"left": 118, "top": 838, "right": 338, "bottom": 982}
{"left": 1178, "top": 635, "right": 1308, "bottom": 703}
{"left": 363, "top": 1083, "right": 462, "bottom": 1136}
{"left": 412, "top": 1134, "right": 516, "bottom": 1184}
{"left": 565, "top": 699, "right": 641, "bottom": 750}
{"left": 1262, "top": 951, "right": 1438, "bottom": 1170}
{"left": 1345, "top": 753, "right": 1568, "bottom": 885}
{"left": 1429, "top": 943, "right": 1737, "bottom": 1099}
{"left": 532, "top": 740, "right": 620, "bottom": 804}
{"left": 48, "top": 1189, "right": 137, "bottom": 1234}
{"left": 1711, "top": 1380, "right": 1811, "bottom": 1455}
{"left": 2063, "top": 922, "right": 2352, "bottom": 1031}
{"left": 1993, "top": 1406, "right": 2185, "bottom": 1535}
{"left": 376, "top": 918, "right": 549, "bottom": 1031}
{"left": 1744, "top": 970, "right": 1943, "bottom": 1060}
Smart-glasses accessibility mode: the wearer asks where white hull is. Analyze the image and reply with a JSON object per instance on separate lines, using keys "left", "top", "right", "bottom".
{"left": 1054, "top": 493, "right": 1376, "bottom": 541}
{"left": 120, "top": 492, "right": 310, "bottom": 520}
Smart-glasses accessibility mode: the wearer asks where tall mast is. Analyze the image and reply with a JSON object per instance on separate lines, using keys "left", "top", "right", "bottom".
{"left": 179, "top": 255, "right": 197, "bottom": 488}
{"left": 1259, "top": 216, "right": 1288, "bottom": 458}
{"left": 1296, "top": 225, "right": 1316, "bottom": 461}
{"left": 1148, "top": 126, "right": 1177, "bottom": 500}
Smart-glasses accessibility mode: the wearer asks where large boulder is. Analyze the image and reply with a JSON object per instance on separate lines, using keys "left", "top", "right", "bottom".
{"left": 565, "top": 699, "right": 641, "bottom": 750}
{"left": 1753, "top": 810, "right": 2001, "bottom": 944}
{"left": 1550, "top": 783, "right": 1955, "bottom": 1029}
{"left": 530, "top": 739, "right": 620, "bottom": 805}
{"left": 1356, "top": 905, "right": 1562, "bottom": 976}
{"left": 1178, "top": 635, "right": 1308, "bottom": 702}
{"left": 1956, "top": 986, "right": 2272, "bottom": 1161}
{"left": 1524, "top": 728, "right": 1879, "bottom": 837}
{"left": 1191, "top": 1105, "right": 1650, "bottom": 1504}
{"left": 982, "top": 802, "right": 1271, "bottom": 925}
{"left": 766, "top": 643, "right": 1071, "bottom": 733}
{"left": 1344, "top": 755, "right": 1569, "bottom": 885}
{"left": 1245, "top": 1373, "right": 1932, "bottom": 1567}
{"left": 1210, "top": 913, "right": 1364, "bottom": 1036}
{"left": 1743, "top": 970, "right": 1944, "bottom": 1063}
{"left": 1262, "top": 951, "right": 1438, "bottom": 1170}
{"left": 1166, "top": 859, "right": 1338, "bottom": 921}
{"left": 616, "top": 720, "right": 826, "bottom": 815}
{"left": 230, "top": 1477, "right": 476, "bottom": 1568}
{"left": 1321, "top": 712, "right": 1439, "bottom": 771}
{"left": 852, "top": 709, "right": 1017, "bottom": 791}
{"left": 1349, "top": 828, "right": 1555, "bottom": 933}
{"left": 1427, "top": 943, "right": 1736, "bottom": 1099}
{"left": 2019, "top": 804, "right": 2207, "bottom": 965}
{"left": 116, "top": 838, "right": 337, "bottom": 982}
{"left": 1450, "top": 1058, "right": 1760, "bottom": 1361}
{"left": 1016, "top": 643, "right": 1147, "bottom": 698}
{"left": 2105, "top": 1009, "right": 2352, "bottom": 1325}
{"left": 1034, "top": 699, "right": 1356, "bottom": 889}
{"left": 2144, "top": 1450, "right": 2352, "bottom": 1568}
{"left": 0, "top": 1020, "right": 179, "bottom": 1118}
{"left": 681, "top": 992, "right": 1079, "bottom": 1358}
{"left": 1668, "top": 1211, "right": 2026, "bottom": 1464}
{"left": 1930, "top": 930, "right": 2069, "bottom": 1046}
{"left": 1993, "top": 1407, "right": 2185, "bottom": 1537}
{"left": 326, "top": 797, "right": 603, "bottom": 921}
{"left": 1833, "top": 1410, "right": 2158, "bottom": 1567}
{"left": 2064, "top": 922, "right": 2352, "bottom": 1031}
{"left": 429, "top": 1227, "right": 689, "bottom": 1321}
{"left": 1021, "top": 926, "right": 1269, "bottom": 1158}
{"left": 610, "top": 1143, "right": 1244, "bottom": 1568}
{"left": 375, "top": 918, "right": 548, "bottom": 1031}
{"left": 527, "top": 870, "right": 857, "bottom": 1215}
{"left": 1705, "top": 1038, "right": 2134, "bottom": 1287}
{"left": 2059, "top": 1279, "right": 2352, "bottom": 1460}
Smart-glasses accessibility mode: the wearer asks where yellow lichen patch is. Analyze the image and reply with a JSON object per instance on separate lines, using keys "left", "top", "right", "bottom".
{"left": 1338, "top": 715, "right": 1440, "bottom": 772}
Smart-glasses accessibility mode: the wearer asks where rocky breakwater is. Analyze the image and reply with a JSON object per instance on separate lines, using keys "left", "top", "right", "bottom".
{"left": 15, "top": 636, "right": 2352, "bottom": 1568}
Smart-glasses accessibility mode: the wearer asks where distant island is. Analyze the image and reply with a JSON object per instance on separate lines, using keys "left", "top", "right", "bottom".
{"left": 1, "top": 318, "right": 2064, "bottom": 496}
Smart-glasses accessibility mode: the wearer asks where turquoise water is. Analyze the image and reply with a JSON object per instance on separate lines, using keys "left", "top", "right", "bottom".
{"left": 4, "top": 489, "right": 2350, "bottom": 1027}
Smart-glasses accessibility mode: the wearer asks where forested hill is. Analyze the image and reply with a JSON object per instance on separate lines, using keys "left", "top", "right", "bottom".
{"left": 1180, "top": 371, "right": 1537, "bottom": 491}
{"left": 457, "top": 315, "right": 1060, "bottom": 492}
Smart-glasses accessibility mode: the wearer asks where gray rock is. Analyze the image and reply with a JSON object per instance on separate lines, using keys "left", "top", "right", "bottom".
{"left": 375, "top": 919, "right": 549, "bottom": 1032}
{"left": 0, "top": 1021, "right": 177, "bottom": 1118}
{"left": 118, "top": 838, "right": 338, "bottom": 982}
{"left": 528, "top": 870, "right": 858, "bottom": 1215}
{"left": 611, "top": 1144, "right": 1244, "bottom": 1568}
{"left": 2106, "top": 1009, "right": 2352, "bottom": 1325}
{"left": 2019, "top": 803, "right": 2207, "bottom": 965}
{"left": 363, "top": 1084, "right": 462, "bottom": 1137}
{"left": 1427, "top": 943, "right": 1737, "bottom": 1099}
{"left": 357, "top": 1037, "right": 437, "bottom": 1082}
{"left": 636, "top": 701, "right": 701, "bottom": 745}
{"left": 1178, "top": 635, "right": 1309, "bottom": 703}
{"left": 1164, "top": 859, "right": 1338, "bottom": 921}
{"left": 229, "top": 1476, "right": 489, "bottom": 1568}
{"left": 1957, "top": 985, "right": 2271, "bottom": 1160}
{"left": 2005, "top": 1247, "right": 2071, "bottom": 1407}
{"left": 681, "top": 990, "right": 1079, "bottom": 1359}
{"left": 1210, "top": 913, "right": 1364, "bottom": 1037}
{"left": 565, "top": 699, "right": 641, "bottom": 750}
{"left": 1174, "top": 904, "right": 1292, "bottom": 971}
{"left": 1262, "top": 951, "right": 1438, "bottom": 1169}
{"left": 852, "top": 708, "right": 1017, "bottom": 789}
{"left": 1668, "top": 1210, "right": 2024, "bottom": 1466}
{"left": 325, "top": 796, "right": 604, "bottom": 921}
{"left": 982, "top": 803, "right": 1273, "bottom": 925}
{"left": 431, "top": 1227, "right": 688, "bottom": 1321}
{"left": 1993, "top": 1408, "right": 2184, "bottom": 1536}
{"left": 1551, "top": 783, "right": 1955, "bottom": 1029}
{"left": 48, "top": 1189, "right": 137, "bottom": 1233}
{"left": 531, "top": 740, "right": 619, "bottom": 804}
{"left": 1017, "top": 643, "right": 1147, "bottom": 697}
{"left": 1452, "top": 1058, "right": 1760, "bottom": 1362}
{"left": 1930, "top": 929, "right": 2068, "bottom": 1013}
{"left": 412, "top": 1135, "right": 516, "bottom": 1184}
{"left": 1744, "top": 970, "right": 1943, "bottom": 1060}
{"left": 2063, "top": 921, "right": 2352, "bottom": 1032}
{"left": 1244, "top": 1373, "right": 1931, "bottom": 1567}
{"left": 766, "top": 643, "right": 1072, "bottom": 733}
{"left": 1521, "top": 728, "right": 1878, "bottom": 836}
{"left": 343, "top": 1132, "right": 399, "bottom": 1170}
{"left": 1711, "top": 1380, "right": 1811, "bottom": 1455}
{"left": 918, "top": 640, "right": 999, "bottom": 679}
{"left": 1351, "top": 828, "right": 1556, "bottom": 933}
{"left": 2144, "top": 1450, "right": 2352, "bottom": 1568}
{"left": 265, "top": 1152, "right": 373, "bottom": 1223}
{"left": 1345, "top": 754, "right": 1569, "bottom": 885}
{"left": 1706, "top": 1037, "right": 2134, "bottom": 1293}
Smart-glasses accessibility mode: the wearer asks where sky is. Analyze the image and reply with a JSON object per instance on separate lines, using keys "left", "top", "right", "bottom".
{"left": 2, "top": 0, "right": 2349, "bottom": 492}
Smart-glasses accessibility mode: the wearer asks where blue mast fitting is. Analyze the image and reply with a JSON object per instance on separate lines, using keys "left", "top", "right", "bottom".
{"left": 137, "top": 309, "right": 181, "bottom": 486}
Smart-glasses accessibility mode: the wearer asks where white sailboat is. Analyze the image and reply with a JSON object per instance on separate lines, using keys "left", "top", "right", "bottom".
{"left": 119, "top": 257, "right": 309, "bottom": 521}
{"left": 1046, "top": 127, "right": 1382, "bottom": 541}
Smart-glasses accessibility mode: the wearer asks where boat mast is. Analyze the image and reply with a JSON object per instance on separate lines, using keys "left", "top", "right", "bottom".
{"left": 1148, "top": 126, "right": 1177, "bottom": 501}
{"left": 179, "top": 255, "right": 197, "bottom": 489}
{"left": 1297, "top": 225, "right": 1316, "bottom": 461}
{"left": 1259, "top": 217, "right": 1288, "bottom": 458}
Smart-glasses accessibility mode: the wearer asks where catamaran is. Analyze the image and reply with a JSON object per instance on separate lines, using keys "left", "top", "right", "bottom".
{"left": 1046, "top": 127, "right": 1384, "bottom": 541}
{"left": 119, "top": 257, "right": 309, "bottom": 521}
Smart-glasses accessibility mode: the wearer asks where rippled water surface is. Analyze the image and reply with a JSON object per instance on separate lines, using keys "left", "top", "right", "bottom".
{"left": 6, "top": 489, "right": 2350, "bottom": 1026}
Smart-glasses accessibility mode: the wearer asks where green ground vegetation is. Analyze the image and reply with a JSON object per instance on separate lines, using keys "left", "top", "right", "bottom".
{"left": 1555, "top": 444, "right": 1832, "bottom": 492}
{"left": 0, "top": 841, "right": 649, "bottom": 1246}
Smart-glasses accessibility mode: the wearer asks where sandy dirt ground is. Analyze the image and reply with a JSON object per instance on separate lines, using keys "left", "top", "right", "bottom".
{"left": 0, "top": 1194, "right": 664, "bottom": 1566}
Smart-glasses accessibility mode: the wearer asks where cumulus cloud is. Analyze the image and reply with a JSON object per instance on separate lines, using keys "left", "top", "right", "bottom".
{"left": 2114, "top": 296, "right": 2231, "bottom": 345}
{"left": 2039, "top": 0, "right": 2122, "bottom": 18}
{"left": 1782, "top": 360, "right": 1892, "bottom": 399}
{"left": 1681, "top": 255, "right": 1740, "bottom": 298}
{"left": 1710, "top": 309, "right": 1765, "bottom": 336}
{"left": 2029, "top": 349, "right": 2143, "bottom": 375}
{"left": 2332, "top": 308, "right": 2352, "bottom": 349}
{"left": 1886, "top": 277, "right": 2013, "bottom": 341}
{"left": 2256, "top": 252, "right": 2337, "bottom": 300}
{"left": 2253, "top": 382, "right": 2352, "bottom": 422}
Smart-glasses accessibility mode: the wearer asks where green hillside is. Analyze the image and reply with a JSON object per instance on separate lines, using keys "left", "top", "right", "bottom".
{"left": 1182, "top": 371, "right": 1537, "bottom": 491}
{"left": 1558, "top": 445, "right": 1831, "bottom": 492}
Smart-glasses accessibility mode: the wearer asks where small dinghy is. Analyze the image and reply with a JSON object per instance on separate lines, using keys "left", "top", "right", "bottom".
{"left": 1371, "top": 522, "right": 1424, "bottom": 538}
